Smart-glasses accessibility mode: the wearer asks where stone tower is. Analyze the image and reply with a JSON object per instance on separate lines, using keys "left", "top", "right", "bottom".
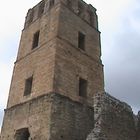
{"left": 0, "top": 0, "right": 104, "bottom": 139}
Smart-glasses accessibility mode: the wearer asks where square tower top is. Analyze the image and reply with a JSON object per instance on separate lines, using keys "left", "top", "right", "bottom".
{"left": 24, "top": 0, "right": 98, "bottom": 30}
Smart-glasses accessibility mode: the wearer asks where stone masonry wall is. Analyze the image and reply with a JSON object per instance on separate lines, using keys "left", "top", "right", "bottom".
{"left": 1, "top": 93, "right": 94, "bottom": 140}
{"left": 87, "top": 92, "right": 137, "bottom": 140}
{"left": 7, "top": 3, "right": 61, "bottom": 108}
{"left": 53, "top": 3, "right": 104, "bottom": 104}
{"left": 50, "top": 94, "right": 94, "bottom": 140}
{"left": 1, "top": 94, "right": 52, "bottom": 140}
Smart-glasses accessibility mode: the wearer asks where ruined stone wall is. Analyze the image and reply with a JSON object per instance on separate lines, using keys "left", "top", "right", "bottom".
{"left": 1, "top": 94, "right": 52, "bottom": 140}
{"left": 2, "top": 91, "right": 140, "bottom": 140}
{"left": 1, "top": 93, "right": 94, "bottom": 140}
{"left": 50, "top": 94, "right": 94, "bottom": 140}
{"left": 87, "top": 92, "right": 136, "bottom": 140}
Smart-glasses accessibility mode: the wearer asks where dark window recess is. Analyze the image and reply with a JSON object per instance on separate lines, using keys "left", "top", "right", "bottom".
{"left": 78, "top": 1, "right": 83, "bottom": 15}
{"left": 38, "top": 1, "right": 45, "bottom": 17}
{"left": 67, "top": 0, "right": 72, "bottom": 8}
{"left": 50, "top": 0, "right": 54, "bottom": 8}
{"left": 78, "top": 32, "right": 85, "bottom": 50}
{"left": 79, "top": 78, "right": 87, "bottom": 97}
{"left": 28, "top": 9, "right": 34, "bottom": 23}
{"left": 15, "top": 128, "right": 30, "bottom": 140}
{"left": 89, "top": 11, "right": 94, "bottom": 25}
{"left": 32, "top": 31, "right": 40, "bottom": 49}
{"left": 24, "top": 76, "right": 33, "bottom": 96}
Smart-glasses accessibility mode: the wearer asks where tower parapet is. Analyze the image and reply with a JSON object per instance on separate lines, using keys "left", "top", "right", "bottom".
{"left": 24, "top": 0, "right": 98, "bottom": 29}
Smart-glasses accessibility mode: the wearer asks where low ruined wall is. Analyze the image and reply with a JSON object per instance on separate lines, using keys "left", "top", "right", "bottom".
{"left": 1, "top": 94, "right": 53, "bottom": 140}
{"left": 49, "top": 94, "right": 94, "bottom": 140}
{"left": 1, "top": 91, "right": 139, "bottom": 140}
{"left": 1, "top": 93, "right": 94, "bottom": 140}
{"left": 87, "top": 92, "right": 136, "bottom": 140}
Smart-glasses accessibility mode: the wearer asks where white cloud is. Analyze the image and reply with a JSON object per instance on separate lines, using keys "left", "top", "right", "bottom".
{"left": 99, "top": 0, "right": 140, "bottom": 113}
{"left": 0, "top": 0, "right": 40, "bottom": 46}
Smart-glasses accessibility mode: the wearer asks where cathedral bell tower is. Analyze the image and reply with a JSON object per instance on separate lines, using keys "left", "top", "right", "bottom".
{"left": 1, "top": 0, "right": 104, "bottom": 139}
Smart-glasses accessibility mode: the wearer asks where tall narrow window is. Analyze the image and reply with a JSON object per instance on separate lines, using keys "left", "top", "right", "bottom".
{"left": 67, "top": 0, "right": 72, "bottom": 8}
{"left": 78, "top": 32, "right": 85, "bottom": 50}
{"left": 78, "top": 1, "right": 83, "bottom": 16}
{"left": 38, "top": 1, "right": 45, "bottom": 17}
{"left": 28, "top": 9, "right": 34, "bottom": 24}
{"left": 24, "top": 76, "right": 33, "bottom": 96}
{"left": 15, "top": 128, "right": 30, "bottom": 140}
{"left": 50, "top": 0, "right": 54, "bottom": 9}
{"left": 89, "top": 11, "right": 94, "bottom": 26}
{"left": 32, "top": 31, "right": 40, "bottom": 49}
{"left": 79, "top": 78, "right": 87, "bottom": 97}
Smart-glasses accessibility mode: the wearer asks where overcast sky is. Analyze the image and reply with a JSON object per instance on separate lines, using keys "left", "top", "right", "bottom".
{"left": 0, "top": 0, "right": 140, "bottom": 130}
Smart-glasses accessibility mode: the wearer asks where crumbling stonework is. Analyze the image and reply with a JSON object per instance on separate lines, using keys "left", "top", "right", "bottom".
{"left": 1, "top": 93, "right": 94, "bottom": 140}
{"left": 87, "top": 92, "right": 137, "bottom": 140}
